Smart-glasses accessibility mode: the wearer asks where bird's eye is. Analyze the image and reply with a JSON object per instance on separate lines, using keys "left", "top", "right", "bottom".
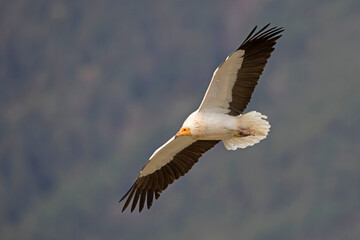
{"left": 183, "top": 129, "right": 186, "bottom": 131}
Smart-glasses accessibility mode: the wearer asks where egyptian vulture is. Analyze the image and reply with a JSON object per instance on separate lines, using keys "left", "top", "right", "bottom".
{"left": 120, "top": 24, "right": 283, "bottom": 212}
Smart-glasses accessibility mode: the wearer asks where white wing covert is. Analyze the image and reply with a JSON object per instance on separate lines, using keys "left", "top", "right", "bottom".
{"left": 198, "top": 24, "right": 284, "bottom": 116}
{"left": 120, "top": 137, "right": 219, "bottom": 212}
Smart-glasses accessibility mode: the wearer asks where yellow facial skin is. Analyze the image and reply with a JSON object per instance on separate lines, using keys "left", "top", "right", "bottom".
{"left": 176, "top": 127, "right": 191, "bottom": 137}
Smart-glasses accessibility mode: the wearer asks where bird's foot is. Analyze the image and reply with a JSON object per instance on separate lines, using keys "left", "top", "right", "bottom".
{"left": 235, "top": 129, "right": 255, "bottom": 137}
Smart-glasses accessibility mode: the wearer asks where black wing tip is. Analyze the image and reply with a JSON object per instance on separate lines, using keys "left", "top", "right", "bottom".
{"left": 238, "top": 24, "right": 284, "bottom": 50}
{"left": 119, "top": 140, "right": 219, "bottom": 213}
{"left": 120, "top": 175, "right": 156, "bottom": 213}
{"left": 119, "top": 180, "right": 139, "bottom": 212}
{"left": 120, "top": 190, "right": 145, "bottom": 213}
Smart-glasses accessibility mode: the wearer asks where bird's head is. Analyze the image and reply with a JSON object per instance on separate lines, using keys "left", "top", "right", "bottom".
{"left": 176, "top": 111, "right": 200, "bottom": 138}
{"left": 176, "top": 127, "right": 191, "bottom": 137}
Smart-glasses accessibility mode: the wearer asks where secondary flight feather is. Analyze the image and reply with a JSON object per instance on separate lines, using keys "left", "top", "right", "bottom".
{"left": 120, "top": 24, "right": 284, "bottom": 212}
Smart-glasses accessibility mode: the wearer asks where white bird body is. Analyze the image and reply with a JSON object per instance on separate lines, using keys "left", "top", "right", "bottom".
{"left": 182, "top": 110, "right": 238, "bottom": 140}
{"left": 120, "top": 24, "right": 283, "bottom": 212}
{"left": 182, "top": 109, "right": 270, "bottom": 145}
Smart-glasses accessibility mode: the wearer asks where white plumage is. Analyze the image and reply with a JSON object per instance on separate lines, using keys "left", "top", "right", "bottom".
{"left": 198, "top": 49, "right": 245, "bottom": 110}
{"left": 120, "top": 24, "right": 284, "bottom": 212}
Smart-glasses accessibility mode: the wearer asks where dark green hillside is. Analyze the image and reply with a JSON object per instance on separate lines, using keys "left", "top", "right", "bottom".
{"left": 1, "top": 0, "right": 360, "bottom": 239}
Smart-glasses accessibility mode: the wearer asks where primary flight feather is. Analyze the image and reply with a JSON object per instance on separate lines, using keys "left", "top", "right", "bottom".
{"left": 120, "top": 24, "right": 284, "bottom": 212}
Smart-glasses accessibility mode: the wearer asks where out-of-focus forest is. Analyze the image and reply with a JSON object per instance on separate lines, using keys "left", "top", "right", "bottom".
{"left": 1, "top": 0, "right": 360, "bottom": 239}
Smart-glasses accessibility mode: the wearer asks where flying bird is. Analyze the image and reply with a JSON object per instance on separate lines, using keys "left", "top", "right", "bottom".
{"left": 120, "top": 24, "right": 283, "bottom": 212}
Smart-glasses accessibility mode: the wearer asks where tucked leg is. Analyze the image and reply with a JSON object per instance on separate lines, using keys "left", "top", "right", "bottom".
{"left": 235, "top": 129, "right": 255, "bottom": 137}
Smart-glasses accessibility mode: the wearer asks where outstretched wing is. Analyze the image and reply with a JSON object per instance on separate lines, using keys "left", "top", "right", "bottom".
{"left": 198, "top": 24, "right": 284, "bottom": 116}
{"left": 120, "top": 136, "right": 219, "bottom": 212}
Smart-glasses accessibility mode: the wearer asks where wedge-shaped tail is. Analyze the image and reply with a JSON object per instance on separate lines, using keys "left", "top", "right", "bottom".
{"left": 223, "top": 111, "right": 270, "bottom": 150}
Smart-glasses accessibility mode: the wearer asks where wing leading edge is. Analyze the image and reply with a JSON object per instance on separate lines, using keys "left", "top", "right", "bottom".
{"left": 198, "top": 24, "right": 284, "bottom": 115}
{"left": 120, "top": 139, "right": 219, "bottom": 212}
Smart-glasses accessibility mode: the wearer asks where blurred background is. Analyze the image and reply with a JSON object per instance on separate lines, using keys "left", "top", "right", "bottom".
{"left": 1, "top": 0, "right": 360, "bottom": 239}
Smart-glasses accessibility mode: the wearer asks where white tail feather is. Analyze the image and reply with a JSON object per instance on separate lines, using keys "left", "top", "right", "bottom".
{"left": 223, "top": 111, "right": 270, "bottom": 150}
